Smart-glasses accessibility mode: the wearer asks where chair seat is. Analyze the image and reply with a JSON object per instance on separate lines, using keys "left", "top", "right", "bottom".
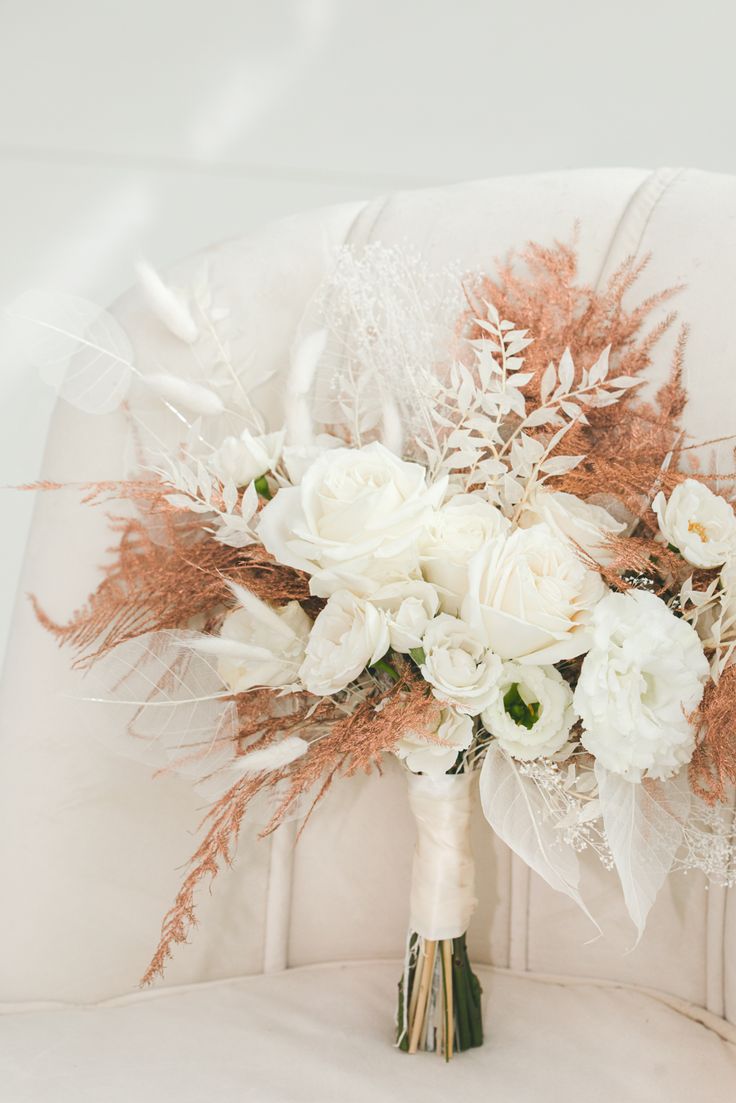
{"left": 3, "top": 961, "right": 734, "bottom": 1101}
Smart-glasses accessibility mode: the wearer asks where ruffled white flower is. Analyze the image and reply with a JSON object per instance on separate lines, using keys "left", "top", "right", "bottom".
{"left": 481, "top": 662, "right": 575, "bottom": 760}
{"left": 519, "top": 488, "right": 625, "bottom": 564}
{"left": 395, "top": 708, "right": 474, "bottom": 777}
{"left": 216, "top": 595, "right": 312, "bottom": 692}
{"left": 421, "top": 493, "right": 509, "bottom": 614}
{"left": 369, "top": 578, "right": 440, "bottom": 653}
{"left": 574, "top": 590, "right": 709, "bottom": 780}
{"left": 653, "top": 478, "right": 736, "bottom": 568}
{"left": 420, "top": 613, "right": 502, "bottom": 716}
{"left": 462, "top": 524, "right": 606, "bottom": 665}
{"left": 299, "top": 590, "right": 390, "bottom": 696}
{"left": 258, "top": 441, "right": 446, "bottom": 598}
{"left": 212, "top": 429, "right": 284, "bottom": 487}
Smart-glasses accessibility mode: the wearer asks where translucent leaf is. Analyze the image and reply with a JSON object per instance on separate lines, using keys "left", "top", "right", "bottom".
{"left": 6, "top": 289, "right": 134, "bottom": 413}
{"left": 557, "top": 348, "right": 575, "bottom": 393}
{"left": 588, "top": 346, "right": 610, "bottom": 386}
{"left": 540, "top": 362, "right": 557, "bottom": 404}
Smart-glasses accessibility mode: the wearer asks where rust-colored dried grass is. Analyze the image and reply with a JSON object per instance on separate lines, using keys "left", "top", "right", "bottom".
{"left": 689, "top": 666, "right": 736, "bottom": 805}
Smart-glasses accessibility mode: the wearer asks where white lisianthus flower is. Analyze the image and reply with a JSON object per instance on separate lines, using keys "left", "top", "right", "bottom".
{"left": 395, "top": 708, "right": 474, "bottom": 777}
{"left": 369, "top": 578, "right": 440, "bottom": 653}
{"left": 652, "top": 478, "right": 736, "bottom": 568}
{"left": 212, "top": 429, "right": 284, "bottom": 487}
{"left": 574, "top": 590, "right": 709, "bottom": 780}
{"left": 462, "top": 524, "right": 606, "bottom": 665}
{"left": 257, "top": 441, "right": 446, "bottom": 598}
{"left": 420, "top": 613, "right": 502, "bottom": 716}
{"left": 299, "top": 590, "right": 390, "bottom": 696}
{"left": 421, "top": 493, "right": 510, "bottom": 614}
{"left": 519, "top": 488, "right": 625, "bottom": 564}
{"left": 481, "top": 662, "right": 575, "bottom": 760}
{"left": 216, "top": 598, "right": 312, "bottom": 692}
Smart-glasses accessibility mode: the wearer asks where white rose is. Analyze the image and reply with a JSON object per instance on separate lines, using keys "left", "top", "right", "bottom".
{"left": 653, "top": 478, "right": 736, "bottom": 568}
{"left": 519, "top": 488, "right": 625, "bottom": 564}
{"left": 420, "top": 613, "right": 502, "bottom": 716}
{"left": 258, "top": 441, "right": 446, "bottom": 597}
{"left": 395, "top": 708, "right": 474, "bottom": 777}
{"left": 574, "top": 590, "right": 709, "bottom": 780}
{"left": 421, "top": 493, "right": 510, "bottom": 614}
{"left": 481, "top": 662, "right": 575, "bottom": 760}
{"left": 462, "top": 524, "right": 606, "bottom": 665}
{"left": 299, "top": 590, "right": 390, "bottom": 696}
{"left": 369, "top": 578, "right": 440, "bottom": 653}
{"left": 216, "top": 597, "right": 312, "bottom": 692}
{"left": 212, "top": 429, "right": 284, "bottom": 487}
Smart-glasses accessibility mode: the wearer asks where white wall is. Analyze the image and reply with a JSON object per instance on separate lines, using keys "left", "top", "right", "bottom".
{"left": 1, "top": 0, "right": 735, "bottom": 669}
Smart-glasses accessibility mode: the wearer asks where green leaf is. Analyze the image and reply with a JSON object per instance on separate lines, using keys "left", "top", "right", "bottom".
{"left": 409, "top": 646, "right": 426, "bottom": 666}
{"left": 254, "top": 475, "right": 272, "bottom": 500}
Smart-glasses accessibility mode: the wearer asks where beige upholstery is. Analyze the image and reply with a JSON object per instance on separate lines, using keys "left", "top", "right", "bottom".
{"left": 1, "top": 169, "right": 735, "bottom": 1096}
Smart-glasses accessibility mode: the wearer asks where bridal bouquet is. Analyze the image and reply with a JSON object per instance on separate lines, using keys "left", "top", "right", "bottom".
{"left": 24, "top": 240, "right": 736, "bottom": 1060}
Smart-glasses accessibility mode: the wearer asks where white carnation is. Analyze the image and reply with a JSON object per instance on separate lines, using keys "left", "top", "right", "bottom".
{"left": 395, "top": 708, "right": 474, "bottom": 777}
{"left": 653, "top": 478, "right": 736, "bottom": 568}
{"left": 217, "top": 598, "right": 312, "bottom": 692}
{"left": 258, "top": 441, "right": 446, "bottom": 597}
{"left": 299, "top": 590, "right": 390, "bottom": 696}
{"left": 574, "top": 590, "right": 709, "bottom": 781}
{"left": 462, "top": 523, "right": 606, "bottom": 665}
{"left": 420, "top": 613, "right": 502, "bottom": 716}
{"left": 481, "top": 663, "right": 575, "bottom": 760}
{"left": 421, "top": 493, "right": 509, "bottom": 614}
{"left": 212, "top": 429, "right": 284, "bottom": 487}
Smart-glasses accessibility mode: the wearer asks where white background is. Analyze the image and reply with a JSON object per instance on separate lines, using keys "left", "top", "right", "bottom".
{"left": 1, "top": 0, "right": 735, "bottom": 670}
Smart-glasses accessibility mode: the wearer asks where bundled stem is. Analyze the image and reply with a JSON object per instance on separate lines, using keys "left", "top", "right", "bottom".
{"left": 397, "top": 933, "right": 483, "bottom": 1060}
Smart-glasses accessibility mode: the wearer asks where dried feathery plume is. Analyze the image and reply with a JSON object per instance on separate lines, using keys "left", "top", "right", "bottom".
{"left": 689, "top": 666, "right": 736, "bottom": 805}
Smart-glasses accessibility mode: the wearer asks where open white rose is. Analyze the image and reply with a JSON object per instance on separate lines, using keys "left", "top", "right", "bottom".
{"left": 215, "top": 594, "right": 312, "bottom": 692}
{"left": 212, "top": 429, "right": 284, "bottom": 487}
{"left": 420, "top": 613, "right": 502, "bottom": 715}
{"left": 421, "top": 493, "right": 509, "bottom": 614}
{"left": 653, "top": 478, "right": 736, "bottom": 568}
{"left": 258, "top": 441, "right": 446, "bottom": 598}
{"left": 574, "top": 590, "right": 709, "bottom": 780}
{"left": 462, "top": 524, "right": 606, "bottom": 665}
{"left": 369, "top": 578, "right": 440, "bottom": 653}
{"left": 519, "top": 488, "right": 625, "bottom": 564}
{"left": 395, "top": 708, "right": 474, "bottom": 777}
{"left": 299, "top": 590, "right": 390, "bottom": 696}
{"left": 481, "top": 662, "right": 575, "bottom": 760}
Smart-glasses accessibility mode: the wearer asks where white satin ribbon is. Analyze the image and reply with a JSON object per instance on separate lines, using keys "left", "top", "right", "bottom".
{"left": 407, "top": 771, "right": 478, "bottom": 940}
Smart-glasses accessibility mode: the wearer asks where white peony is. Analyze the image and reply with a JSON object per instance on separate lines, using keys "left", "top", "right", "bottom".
{"left": 421, "top": 493, "right": 509, "bottom": 614}
{"left": 212, "top": 429, "right": 284, "bottom": 487}
{"left": 653, "top": 478, "right": 736, "bottom": 568}
{"left": 519, "top": 488, "right": 625, "bottom": 564}
{"left": 257, "top": 441, "right": 446, "bottom": 598}
{"left": 299, "top": 590, "right": 390, "bottom": 696}
{"left": 462, "top": 524, "right": 606, "bottom": 665}
{"left": 216, "top": 597, "right": 312, "bottom": 692}
{"left": 481, "top": 662, "right": 575, "bottom": 760}
{"left": 395, "top": 708, "right": 474, "bottom": 777}
{"left": 574, "top": 590, "right": 709, "bottom": 780}
{"left": 420, "top": 613, "right": 502, "bottom": 716}
{"left": 369, "top": 578, "right": 440, "bottom": 653}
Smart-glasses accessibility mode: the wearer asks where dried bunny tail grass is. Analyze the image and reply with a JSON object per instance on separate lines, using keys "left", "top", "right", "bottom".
{"left": 142, "top": 664, "right": 439, "bottom": 984}
{"left": 689, "top": 665, "right": 736, "bottom": 805}
{"left": 32, "top": 510, "right": 312, "bottom": 667}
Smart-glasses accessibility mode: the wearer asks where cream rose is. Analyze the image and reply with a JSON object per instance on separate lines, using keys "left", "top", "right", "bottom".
{"left": 653, "top": 479, "right": 736, "bottom": 568}
{"left": 212, "top": 429, "right": 284, "bottom": 487}
{"left": 574, "top": 590, "right": 709, "bottom": 780}
{"left": 481, "top": 662, "right": 575, "bottom": 760}
{"left": 299, "top": 590, "right": 390, "bottom": 696}
{"left": 395, "top": 708, "right": 474, "bottom": 777}
{"left": 420, "top": 613, "right": 502, "bottom": 715}
{"left": 215, "top": 597, "right": 311, "bottom": 692}
{"left": 369, "top": 578, "right": 440, "bottom": 653}
{"left": 519, "top": 488, "right": 625, "bottom": 564}
{"left": 421, "top": 493, "right": 510, "bottom": 614}
{"left": 462, "top": 524, "right": 606, "bottom": 665}
{"left": 258, "top": 441, "right": 446, "bottom": 597}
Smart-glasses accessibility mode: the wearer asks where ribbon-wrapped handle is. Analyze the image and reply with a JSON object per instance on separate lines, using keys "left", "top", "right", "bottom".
{"left": 407, "top": 771, "right": 478, "bottom": 941}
